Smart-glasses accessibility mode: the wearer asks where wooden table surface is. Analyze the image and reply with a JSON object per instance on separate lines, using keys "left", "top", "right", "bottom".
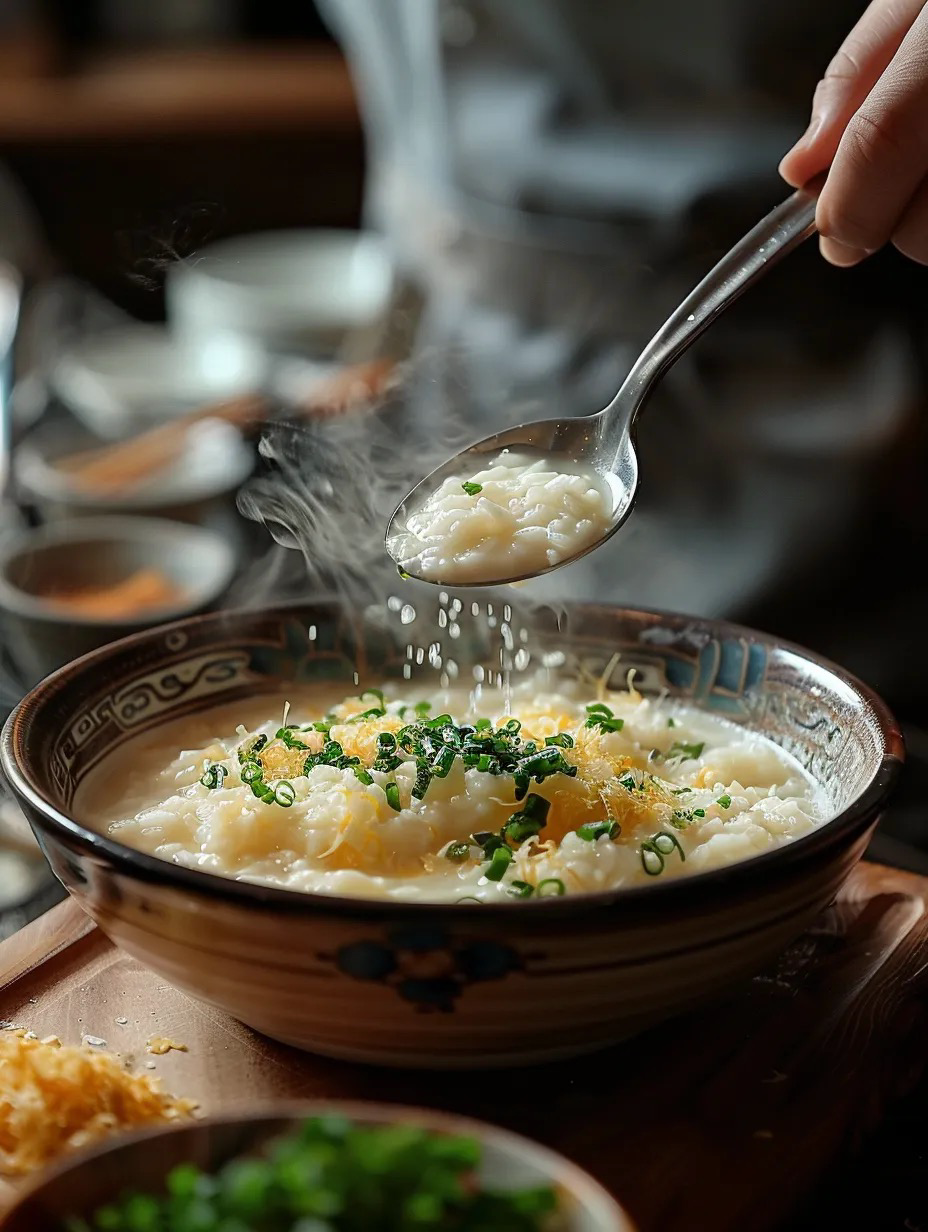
{"left": 0, "top": 46, "right": 358, "bottom": 145}
{"left": 3, "top": 861, "right": 928, "bottom": 1231}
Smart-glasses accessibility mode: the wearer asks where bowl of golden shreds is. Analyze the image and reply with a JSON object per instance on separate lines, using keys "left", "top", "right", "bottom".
{"left": 0, "top": 598, "right": 903, "bottom": 1067}
{"left": 0, "top": 1101, "right": 632, "bottom": 1232}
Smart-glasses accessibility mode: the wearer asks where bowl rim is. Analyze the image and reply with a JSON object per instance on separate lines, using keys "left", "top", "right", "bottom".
{"left": 0, "top": 1099, "right": 633, "bottom": 1231}
{"left": 0, "top": 516, "right": 238, "bottom": 627}
{"left": 0, "top": 600, "right": 905, "bottom": 920}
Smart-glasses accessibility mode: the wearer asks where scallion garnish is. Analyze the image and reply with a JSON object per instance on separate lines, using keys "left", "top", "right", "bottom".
{"left": 576, "top": 820, "right": 621, "bottom": 842}
{"left": 276, "top": 727, "right": 310, "bottom": 750}
{"left": 664, "top": 740, "right": 705, "bottom": 761}
{"left": 584, "top": 703, "right": 624, "bottom": 734}
{"left": 669, "top": 806, "right": 706, "bottom": 828}
{"left": 240, "top": 759, "right": 264, "bottom": 786}
{"left": 237, "top": 733, "right": 268, "bottom": 764}
{"left": 544, "top": 733, "right": 574, "bottom": 748}
{"left": 639, "top": 830, "right": 685, "bottom": 875}
{"left": 716, "top": 794, "right": 732, "bottom": 809}
{"left": 385, "top": 782, "right": 401, "bottom": 811}
{"left": 461, "top": 481, "right": 483, "bottom": 495}
{"left": 508, "top": 880, "right": 535, "bottom": 898}
{"left": 537, "top": 878, "right": 566, "bottom": 897}
{"left": 484, "top": 845, "right": 513, "bottom": 881}
{"left": 502, "top": 793, "right": 550, "bottom": 844}
{"left": 445, "top": 841, "right": 472, "bottom": 862}
{"left": 200, "top": 763, "right": 228, "bottom": 790}
{"left": 274, "top": 781, "right": 296, "bottom": 807}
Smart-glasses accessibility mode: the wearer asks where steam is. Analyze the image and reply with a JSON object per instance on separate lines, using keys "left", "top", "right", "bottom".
{"left": 230, "top": 369, "right": 571, "bottom": 693}
{"left": 233, "top": 376, "right": 472, "bottom": 608}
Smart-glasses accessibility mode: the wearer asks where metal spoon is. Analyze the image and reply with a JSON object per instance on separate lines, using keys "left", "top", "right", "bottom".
{"left": 386, "top": 176, "right": 823, "bottom": 586}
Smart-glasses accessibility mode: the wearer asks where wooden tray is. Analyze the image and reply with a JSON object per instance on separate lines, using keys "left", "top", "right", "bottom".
{"left": 3, "top": 861, "right": 928, "bottom": 1231}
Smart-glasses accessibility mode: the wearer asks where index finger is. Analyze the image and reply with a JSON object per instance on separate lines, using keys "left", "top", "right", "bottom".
{"left": 816, "top": 5, "right": 928, "bottom": 254}
{"left": 779, "top": 0, "right": 925, "bottom": 187}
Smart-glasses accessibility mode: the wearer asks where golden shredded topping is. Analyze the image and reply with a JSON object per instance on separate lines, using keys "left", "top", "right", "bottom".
{"left": 145, "top": 1036, "right": 188, "bottom": 1056}
{"left": 0, "top": 1030, "right": 196, "bottom": 1177}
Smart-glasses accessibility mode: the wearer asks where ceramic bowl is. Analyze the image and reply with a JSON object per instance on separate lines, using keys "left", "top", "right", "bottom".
{"left": 0, "top": 517, "right": 238, "bottom": 688}
{"left": 0, "top": 1101, "right": 632, "bottom": 1231}
{"left": 51, "top": 323, "right": 263, "bottom": 438}
{"left": 0, "top": 602, "right": 903, "bottom": 1068}
{"left": 165, "top": 228, "right": 394, "bottom": 359}
{"left": 14, "top": 416, "right": 254, "bottom": 549}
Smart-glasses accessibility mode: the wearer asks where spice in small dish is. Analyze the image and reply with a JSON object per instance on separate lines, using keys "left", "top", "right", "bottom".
{"left": 39, "top": 569, "right": 185, "bottom": 621}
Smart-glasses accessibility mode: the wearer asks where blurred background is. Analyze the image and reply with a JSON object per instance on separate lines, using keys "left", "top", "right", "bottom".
{"left": 1, "top": 0, "right": 927, "bottom": 919}
{"left": 2, "top": 6, "right": 928, "bottom": 1224}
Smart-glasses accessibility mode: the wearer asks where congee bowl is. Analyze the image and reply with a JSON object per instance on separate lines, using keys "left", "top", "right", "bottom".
{"left": 0, "top": 601, "right": 903, "bottom": 1068}
{"left": 0, "top": 1101, "right": 633, "bottom": 1232}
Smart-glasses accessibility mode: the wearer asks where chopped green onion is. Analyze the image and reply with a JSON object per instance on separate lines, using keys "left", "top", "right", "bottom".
{"left": 716, "top": 794, "right": 732, "bottom": 809}
{"left": 237, "top": 733, "right": 267, "bottom": 764}
{"left": 200, "top": 763, "right": 228, "bottom": 790}
{"left": 640, "top": 829, "right": 685, "bottom": 875}
{"left": 537, "top": 878, "right": 566, "bottom": 897}
{"left": 502, "top": 793, "right": 551, "bottom": 845}
{"left": 274, "top": 781, "right": 296, "bottom": 807}
{"left": 585, "top": 714, "right": 625, "bottom": 733}
{"left": 667, "top": 717, "right": 677, "bottom": 728}
{"left": 445, "top": 842, "right": 472, "bottom": 862}
{"left": 576, "top": 820, "right": 621, "bottom": 841}
{"left": 508, "top": 880, "right": 535, "bottom": 898}
{"left": 385, "top": 782, "right": 401, "bottom": 811}
{"left": 544, "top": 733, "right": 574, "bottom": 748}
{"left": 240, "top": 759, "right": 264, "bottom": 786}
{"left": 640, "top": 844, "right": 665, "bottom": 876}
{"left": 470, "top": 831, "right": 506, "bottom": 857}
{"left": 665, "top": 740, "right": 705, "bottom": 761}
{"left": 412, "top": 766, "right": 433, "bottom": 800}
{"left": 670, "top": 806, "right": 706, "bottom": 828}
{"left": 461, "top": 481, "right": 483, "bottom": 495}
{"left": 396, "top": 565, "right": 410, "bottom": 579}
{"left": 276, "top": 727, "right": 310, "bottom": 750}
{"left": 484, "top": 845, "right": 513, "bottom": 882}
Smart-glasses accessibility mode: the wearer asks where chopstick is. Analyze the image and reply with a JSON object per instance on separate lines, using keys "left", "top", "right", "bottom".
{"left": 55, "top": 357, "right": 399, "bottom": 495}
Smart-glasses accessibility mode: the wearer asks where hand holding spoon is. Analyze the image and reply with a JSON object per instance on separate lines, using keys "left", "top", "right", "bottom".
{"left": 386, "top": 177, "right": 823, "bottom": 587}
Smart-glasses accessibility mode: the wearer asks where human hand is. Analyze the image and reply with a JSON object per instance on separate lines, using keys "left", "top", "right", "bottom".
{"left": 779, "top": 0, "right": 928, "bottom": 267}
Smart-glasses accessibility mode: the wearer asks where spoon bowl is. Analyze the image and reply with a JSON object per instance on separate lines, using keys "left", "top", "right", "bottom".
{"left": 387, "top": 176, "right": 823, "bottom": 587}
{"left": 387, "top": 415, "right": 638, "bottom": 586}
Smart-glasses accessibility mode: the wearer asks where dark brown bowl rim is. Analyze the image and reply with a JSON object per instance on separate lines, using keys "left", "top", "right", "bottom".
{"left": 0, "top": 601, "right": 905, "bottom": 921}
{"left": 0, "top": 1100, "right": 630, "bottom": 1230}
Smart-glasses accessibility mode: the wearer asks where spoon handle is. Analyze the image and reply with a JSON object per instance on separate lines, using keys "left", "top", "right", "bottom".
{"left": 607, "top": 176, "right": 823, "bottom": 428}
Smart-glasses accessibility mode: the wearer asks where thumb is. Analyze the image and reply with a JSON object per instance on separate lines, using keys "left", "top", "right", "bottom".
{"left": 779, "top": 0, "right": 925, "bottom": 187}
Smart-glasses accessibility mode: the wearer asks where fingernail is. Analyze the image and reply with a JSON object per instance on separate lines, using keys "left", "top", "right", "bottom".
{"left": 779, "top": 116, "right": 823, "bottom": 180}
{"left": 819, "top": 235, "right": 869, "bottom": 267}
{"left": 798, "top": 113, "right": 825, "bottom": 152}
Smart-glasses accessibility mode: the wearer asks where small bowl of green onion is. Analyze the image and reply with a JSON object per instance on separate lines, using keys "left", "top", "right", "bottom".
{"left": 0, "top": 1103, "right": 633, "bottom": 1232}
